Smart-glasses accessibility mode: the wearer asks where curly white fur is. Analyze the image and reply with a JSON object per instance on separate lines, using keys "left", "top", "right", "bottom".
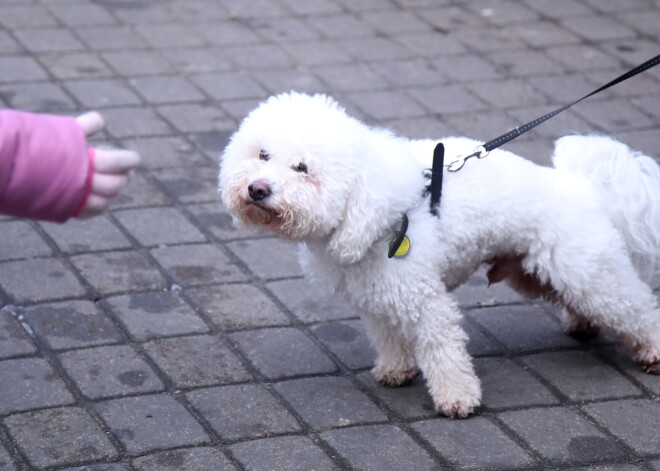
{"left": 219, "top": 92, "right": 660, "bottom": 418}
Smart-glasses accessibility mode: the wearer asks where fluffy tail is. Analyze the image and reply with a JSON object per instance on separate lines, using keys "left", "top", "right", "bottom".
{"left": 552, "top": 135, "right": 660, "bottom": 283}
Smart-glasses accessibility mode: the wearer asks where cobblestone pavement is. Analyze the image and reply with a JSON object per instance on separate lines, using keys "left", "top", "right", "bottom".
{"left": 1, "top": 0, "right": 659, "bottom": 470}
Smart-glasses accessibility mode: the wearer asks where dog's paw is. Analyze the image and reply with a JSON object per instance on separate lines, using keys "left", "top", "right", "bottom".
{"left": 372, "top": 366, "right": 420, "bottom": 387}
{"left": 642, "top": 361, "right": 660, "bottom": 375}
{"left": 434, "top": 398, "right": 478, "bottom": 419}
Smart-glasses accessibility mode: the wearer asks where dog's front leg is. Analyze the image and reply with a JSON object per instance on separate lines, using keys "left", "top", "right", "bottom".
{"left": 361, "top": 313, "right": 420, "bottom": 387}
{"left": 412, "top": 295, "right": 481, "bottom": 418}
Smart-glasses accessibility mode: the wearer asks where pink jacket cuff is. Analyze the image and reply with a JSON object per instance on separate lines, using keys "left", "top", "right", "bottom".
{"left": 0, "top": 110, "right": 91, "bottom": 223}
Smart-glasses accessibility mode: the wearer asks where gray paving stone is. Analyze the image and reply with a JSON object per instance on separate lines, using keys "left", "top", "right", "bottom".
{"left": 467, "top": 304, "right": 581, "bottom": 353}
{"left": 452, "top": 269, "right": 524, "bottom": 307}
{"left": 348, "top": 89, "right": 427, "bottom": 120}
{"left": 100, "top": 108, "right": 172, "bottom": 138}
{"left": 267, "top": 278, "right": 359, "bottom": 323}
{"left": 339, "top": 37, "right": 413, "bottom": 62}
{"left": 64, "top": 79, "right": 141, "bottom": 108}
{"left": 463, "top": 319, "right": 505, "bottom": 357}
{"left": 231, "top": 327, "right": 337, "bottom": 379}
{"left": 109, "top": 2, "right": 174, "bottom": 24}
{"left": 321, "top": 425, "right": 438, "bottom": 471}
{"left": 161, "top": 48, "right": 235, "bottom": 74}
{"left": 104, "top": 291, "right": 208, "bottom": 341}
{"left": 186, "top": 203, "right": 256, "bottom": 240}
{"left": 196, "top": 21, "right": 261, "bottom": 47}
{"left": 0, "top": 82, "right": 76, "bottom": 112}
{"left": 574, "top": 99, "right": 656, "bottom": 132}
{"left": 413, "top": 416, "right": 536, "bottom": 470}
{"left": 129, "top": 76, "right": 205, "bottom": 105}
{"left": 49, "top": 4, "right": 116, "bottom": 26}
{"left": 275, "top": 376, "right": 387, "bottom": 430}
{"left": 137, "top": 24, "right": 206, "bottom": 49}
{"left": 187, "top": 384, "right": 301, "bottom": 441}
{"left": 115, "top": 208, "right": 206, "bottom": 246}
{"left": 39, "top": 216, "right": 132, "bottom": 254}
{"left": 62, "top": 464, "right": 129, "bottom": 471}
{"left": 192, "top": 72, "right": 266, "bottom": 101}
{"left": 151, "top": 244, "right": 248, "bottom": 287}
{"left": 40, "top": 52, "right": 113, "bottom": 80}
{"left": 0, "top": 30, "right": 20, "bottom": 54}
{"left": 5, "top": 407, "right": 117, "bottom": 469}
{"left": 143, "top": 335, "right": 251, "bottom": 388}
{"left": 253, "top": 17, "right": 322, "bottom": 43}
{"left": 102, "top": 51, "right": 174, "bottom": 76}
{"left": 0, "top": 357, "right": 74, "bottom": 414}
{"left": 150, "top": 167, "right": 220, "bottom": 203}
{"left": 498, "top": 407, "right": 629, "bottom": 463}
{"left": 122, "top": 136, "right": 207, "bottom": 170}
{"left": 0, "top": 443, "right": 15, "bottom": 471}
{"left": 20, "top": 300, "right": 124, "bottom": 350}
{"left": 226, "top": 238, "right": 302, "bottom": 279}
{"left": 0, "top": 309, "right": 36, "bottom": 359}
{"left": 95, "top": 395, "right": 209, "bottom": 455}
{"left": 111, "top": 173, "right": 172, "bottom": 209}
{"left": 0, "top": 56, "right": 48, "bottom": 83}
{"left": 562, "top": 15, "right": 637, "bottom": 42}
{"left": 600, "top": 345, "right": 660, "bottom": 396}
{"left": 0, "top": 258, "right": 86, "bottom": 303}
{"left": 132, "top": 447, "right": 237, "bottom": 471}
{"left": 521, "top": 351, "right": 641, "bottom": 402}
{"left": 307, "top": 14, "right": 375, "bottom": 39}
{"left": 59, "top": 345, "right": 164, "bottom": 399}
{"left": 70, "top": 251, "right": 167, "bottom": 294}
{"left": 226, "top": 43, "right": 295, "bottom": 69}
{"left": 252, "top": 68, "right": 329, "bottom": 96}
{"left": 230, "top": 436, "right": 340, "bottom": 471}
{"left": 13, "top": 28, "right": 85, "bottom": 53}
{"left": 186, "top": 283, "right": 290, "bottom": 330}
{"left": 0, "top": 221, "right": 51, "bottom": 260}
{"left": 157, "top": 103, "right": 234, "bottom": 134}
{"left": 0, "top": 5, "right": 57, "bottom": 28}
{"left": 357, "top": 371, "right": 436, "bottom": 420}
{"left": 475, "top": 357, "right": 560, "bottom": 409}
{"left": 311, "top": 320, "right": 376, "bottom": 370}
{"left": 469, "top": 79, "right": 550, "bottom": 108}
{"left": 408, "top": 84, "right": 489, "bottom": 115}
{"left": 76, "top": 25, "right": 148, "bottom": 51}
{"left": 314, "top": 63, "right": 389, "bottom": 92}
{"left": 431, "top": 55, "right": 503, "bottom": 82}
{"left": 582, "top": 399, "right": 660, "bottom": 455}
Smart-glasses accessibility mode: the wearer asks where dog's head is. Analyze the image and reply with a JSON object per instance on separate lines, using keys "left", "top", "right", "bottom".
{"left": 220, "top": 93, "right": 383, "bottom": 260}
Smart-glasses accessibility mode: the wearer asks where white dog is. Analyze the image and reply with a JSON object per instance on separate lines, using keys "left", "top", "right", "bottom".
{"left": 219, "top": 92, "right": 660, "bottom": 418}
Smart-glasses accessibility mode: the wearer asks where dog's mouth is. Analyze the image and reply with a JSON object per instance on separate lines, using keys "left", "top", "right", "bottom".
{"left": 242, "top": 200, "right": 282, "bottom": 227}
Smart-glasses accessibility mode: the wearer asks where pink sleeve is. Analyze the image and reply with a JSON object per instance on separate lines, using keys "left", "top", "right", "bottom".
{"left": 0, "top": 110, "right": 91, "bottom": 222}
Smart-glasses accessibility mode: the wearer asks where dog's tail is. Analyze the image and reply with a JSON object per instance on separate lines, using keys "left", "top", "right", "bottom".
{"left": 552, "top": 135, "right": 660, "bottom": 283}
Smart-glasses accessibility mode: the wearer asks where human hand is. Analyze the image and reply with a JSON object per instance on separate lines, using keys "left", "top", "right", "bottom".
{"left": 74, "top": 112, "right": 141, "bottom": 219}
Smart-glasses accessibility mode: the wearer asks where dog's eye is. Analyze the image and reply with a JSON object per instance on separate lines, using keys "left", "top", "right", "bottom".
{"left": 293, "top": 162, "right": 308, "bottom": 174}
{"left": 259, "top": 149, "right": 270, "bottom": 161}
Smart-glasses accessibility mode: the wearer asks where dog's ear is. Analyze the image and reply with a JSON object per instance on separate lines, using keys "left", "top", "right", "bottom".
{"left": 327, "top": 177, "right": 385, "bottom": 264}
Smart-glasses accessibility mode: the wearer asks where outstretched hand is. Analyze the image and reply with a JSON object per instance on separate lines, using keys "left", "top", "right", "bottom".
{"left": 74, "top": 112, "right": 141, "bottom": 219}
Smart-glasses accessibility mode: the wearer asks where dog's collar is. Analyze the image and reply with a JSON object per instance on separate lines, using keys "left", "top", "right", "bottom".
{"left": 388, "top": 143, "right": 445, "bottom": 260}
{"left": 388, "top": 213, "right": 410, "bottom": 258}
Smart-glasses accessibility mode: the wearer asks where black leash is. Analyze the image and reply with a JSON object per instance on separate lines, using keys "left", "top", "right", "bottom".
{"left": 389, "top": 53, "right": 660, "bottom": 259}
{"left": 445, "top": 53, "right": 660, "bottom": 173}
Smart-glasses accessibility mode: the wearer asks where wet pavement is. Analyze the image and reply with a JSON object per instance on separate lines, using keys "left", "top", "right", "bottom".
{"left": 0, "top": 0, "right": 659, "bottom": 470}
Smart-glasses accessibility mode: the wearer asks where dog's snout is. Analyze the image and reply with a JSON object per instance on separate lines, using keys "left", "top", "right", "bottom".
{"left": 248, "top": 180, "right": 271, "bottom": 201}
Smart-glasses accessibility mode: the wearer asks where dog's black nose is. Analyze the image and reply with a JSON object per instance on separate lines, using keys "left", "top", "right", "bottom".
{"left": 248, "top": 180, "right": 271, "bottom": 201}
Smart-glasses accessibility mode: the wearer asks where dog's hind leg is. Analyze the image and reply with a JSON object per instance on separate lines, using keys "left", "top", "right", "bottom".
{"left": 537, "top": 245, "right": 660, "bottom": 374}
{"left": 409, "top": 293, "right": 481, "bottom": 418}
{"left": 362, "top": 313, "right": 420, "bottom": 387}
{"left": 560, "top": 307, "right": 601, "bottom": 342}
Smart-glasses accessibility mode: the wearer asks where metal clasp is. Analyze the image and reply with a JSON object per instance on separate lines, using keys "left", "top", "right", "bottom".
{"left": 446, "top": 145, "right": 489, "bottom": 172}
